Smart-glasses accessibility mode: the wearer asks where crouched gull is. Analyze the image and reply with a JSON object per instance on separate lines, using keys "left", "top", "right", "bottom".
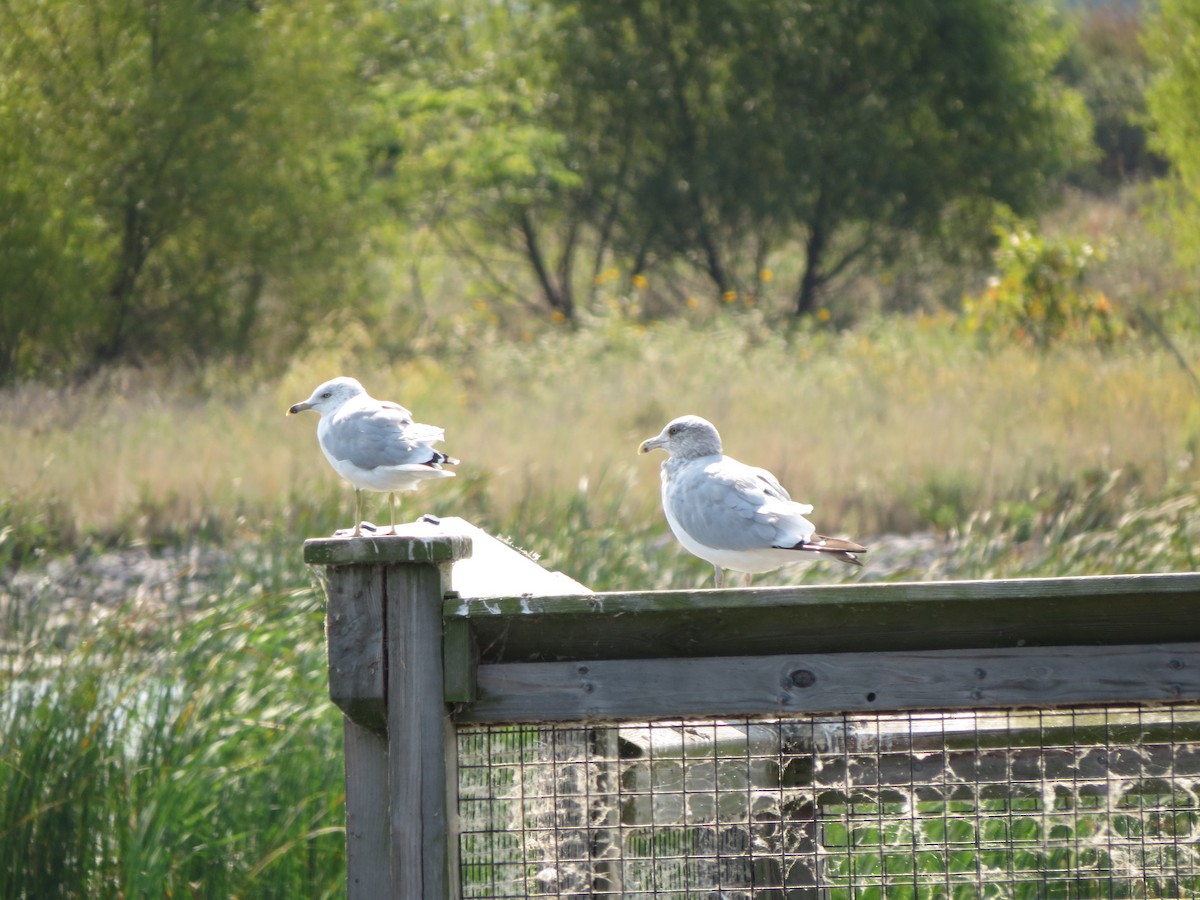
{"left": 639, "top": 414, "right": 866, "bottom": 586}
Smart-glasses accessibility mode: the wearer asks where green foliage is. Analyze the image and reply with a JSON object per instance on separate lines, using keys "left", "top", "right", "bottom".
{"left": 961, "top": 212, "right": 1122, "bottom": 348}
{"left": 1145, "top": 0, "right": 1200, "bottom": 272}
{"left": 0, "top": 549, "right": 345, "bottom": 898}
{"left": 363, "top": 0, "right": 585, "bottom": 317}
{"left": 0, "top": 0, "right": 374, "bottom": 381}
{"left": 0, "top": 497, "right": 79, "bottom": 572}
{"left": 910, "top": 471, "right": 981, "bottom": 534}
{"left": 0, "top": 0, "right": 1130, "bottom": 371}
{"left": 539, "top": 0, "right": 1094, "bottom": 315}
{"left": 360, "top": 0, "right": 1095, "bottom": 322}
{"left": 1057, "top": 3, "right": 1164, "bottom": 187}
{"left": 951, "top": 469, "right": 1200, "bottom": 579}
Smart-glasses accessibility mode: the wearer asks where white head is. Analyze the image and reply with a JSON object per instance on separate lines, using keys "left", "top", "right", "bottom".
{"left": 287, "top": 376, "right": 367, "bottom": 418}
{"left": 639, "top": 415, "right": 724, "bottom": 460}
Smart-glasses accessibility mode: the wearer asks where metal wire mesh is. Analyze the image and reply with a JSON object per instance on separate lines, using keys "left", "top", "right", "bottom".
{"left": 457, "top": 704, "right": 1200, "bottom": 898}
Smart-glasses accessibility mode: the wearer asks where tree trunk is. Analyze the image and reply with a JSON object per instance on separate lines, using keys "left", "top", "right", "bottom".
{"left": 519, "top": 210, "right": 574, "bottom": 320}
{"left": 95, "top": 198, "right": 150, "bottom": 365}
{"left": 794, "top": 192, "right": 829, "bottom": 317}
{"left": 699, "top": 220, "right": 729, "bottom": 298}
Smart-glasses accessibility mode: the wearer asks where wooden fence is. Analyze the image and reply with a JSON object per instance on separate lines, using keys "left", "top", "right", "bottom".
{"left": 303, "top": 517, "right": 1200, "bottom": 899}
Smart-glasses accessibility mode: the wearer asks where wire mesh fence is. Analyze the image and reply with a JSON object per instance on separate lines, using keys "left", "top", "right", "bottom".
{"left": 457, "top": 704, "right": 1200, "bottom": 898}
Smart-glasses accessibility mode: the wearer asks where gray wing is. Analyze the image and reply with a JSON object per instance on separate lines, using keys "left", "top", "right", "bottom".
{"left": 324, "top": 401, "right": 447, "bottom": 470}
{"left": 666, "top": 456, "right": 814, "bottom": 551}
{"left": 745, "top": 464, "right": 792, "bottom": 503}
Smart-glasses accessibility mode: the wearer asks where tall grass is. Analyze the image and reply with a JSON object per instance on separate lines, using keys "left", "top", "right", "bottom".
{"left": 0, "top": 537, "right": 345, "bottom": 899}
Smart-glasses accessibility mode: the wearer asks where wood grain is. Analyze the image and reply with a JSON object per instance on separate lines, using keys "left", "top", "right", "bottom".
{"left": 456, "top": 642, "right": 1200, "bottom": 723}
{"left": 325, "top": 564, "right": 387, "bottom": 732}
{"left": 444, "top": 572, "right": 1200, "bottom": 663}
{"left": 386, "top": 562, "right": 461, "bottom": 900}
{"left": 304, "top": 530, "right": 471, "bottom": 566}
{"left": 342, "top": 720, "right": 391, "bottom": 900}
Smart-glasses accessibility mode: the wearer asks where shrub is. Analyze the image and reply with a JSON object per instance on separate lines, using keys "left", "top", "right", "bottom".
{"left": 961, "top": 212, "right": 1123, "bottom": 348}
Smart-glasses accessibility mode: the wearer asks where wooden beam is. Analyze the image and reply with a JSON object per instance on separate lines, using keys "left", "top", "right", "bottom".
{"left": 304, "top": 530, "right": 471, "bottom": 567}
{"left": 432, "top": 516, "right": 590, "bottom": 703}
{"left": 442, "top": 617, "right": 478, "bottom": 705}
{"left": 311, "top": 526, "right": 472, "bottom": 900}
{"left": 425, "top": 517, "right": 589, "bottom": 598}
{"left": 342, "top": 722, "right": 390, "bottom": 900}
{"left": 444, "top": 573, "right": 1200, "bottom": 663}
{"left": 325, "top": 564, "right": 386, "bottom": 732}
{"left": 385, "top": 562, "right": 461, "bottom": 899}
{"left": 454, "top": 641, "right": 1200, "bottom": 723}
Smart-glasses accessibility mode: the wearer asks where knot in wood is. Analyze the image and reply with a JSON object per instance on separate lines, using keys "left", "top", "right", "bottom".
{"left": 789, "top": 669, "right": 817, "bottom": 688}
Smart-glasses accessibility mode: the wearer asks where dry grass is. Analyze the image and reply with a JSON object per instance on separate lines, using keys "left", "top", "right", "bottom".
{"left": 2, "top": 314, "right": 1198, "bottom": 553}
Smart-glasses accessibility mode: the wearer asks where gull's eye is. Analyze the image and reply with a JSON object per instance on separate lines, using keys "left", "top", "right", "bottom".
{"left": 668, "top": 424, "right": 680, "bottom": 436}
{"left": 321, "top": 391, "right": 333, "bottom": 399}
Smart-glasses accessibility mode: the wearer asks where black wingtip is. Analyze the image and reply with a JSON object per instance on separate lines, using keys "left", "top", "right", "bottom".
{"left": 779, "top": 535, "right": 868, "bottom": 566}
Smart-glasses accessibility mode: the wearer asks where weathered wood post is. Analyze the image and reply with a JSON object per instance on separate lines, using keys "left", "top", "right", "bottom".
{"left": 305, "top": 526, "right": 472, "bottom": 900}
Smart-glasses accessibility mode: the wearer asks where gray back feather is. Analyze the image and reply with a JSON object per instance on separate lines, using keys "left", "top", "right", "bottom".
{"left": 665, "top": 457, "right": 802, "bottom": 551}
{"left": 323, "top": 401, "right": 447, "bottom": 470}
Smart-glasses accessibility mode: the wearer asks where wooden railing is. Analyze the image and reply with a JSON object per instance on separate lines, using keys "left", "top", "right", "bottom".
{"left": 303, "top": 517, "right": 1200, "bottom": 899}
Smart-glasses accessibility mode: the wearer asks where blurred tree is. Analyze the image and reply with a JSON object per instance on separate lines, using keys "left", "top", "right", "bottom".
{"left": 544, "top": 0, "right": 1093, "bottom": 317}
{"left": 367, "top": 0, "right": 585, "bottom": 320}
{"left": 546, "top": 1, "right": 764, "bottom": 302}
{"left": 1058, "top": 1, "right": 1166, "bottom": 189}
{"left": 0, "top": 0, "right": 371, "bottom": 381}
{"left": 352, "top": 0, "right": 1094, "bottom": 324}
{"left": 1145, "top": 0, "right": 1200, "bottom": 270}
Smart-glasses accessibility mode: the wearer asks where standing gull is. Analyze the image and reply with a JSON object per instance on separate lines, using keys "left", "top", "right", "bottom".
{"left": 288, "top": 376, "right": 458, "bottom": 536}
{"left": 639, "top": 415, "right": 866, "bottom": 586}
